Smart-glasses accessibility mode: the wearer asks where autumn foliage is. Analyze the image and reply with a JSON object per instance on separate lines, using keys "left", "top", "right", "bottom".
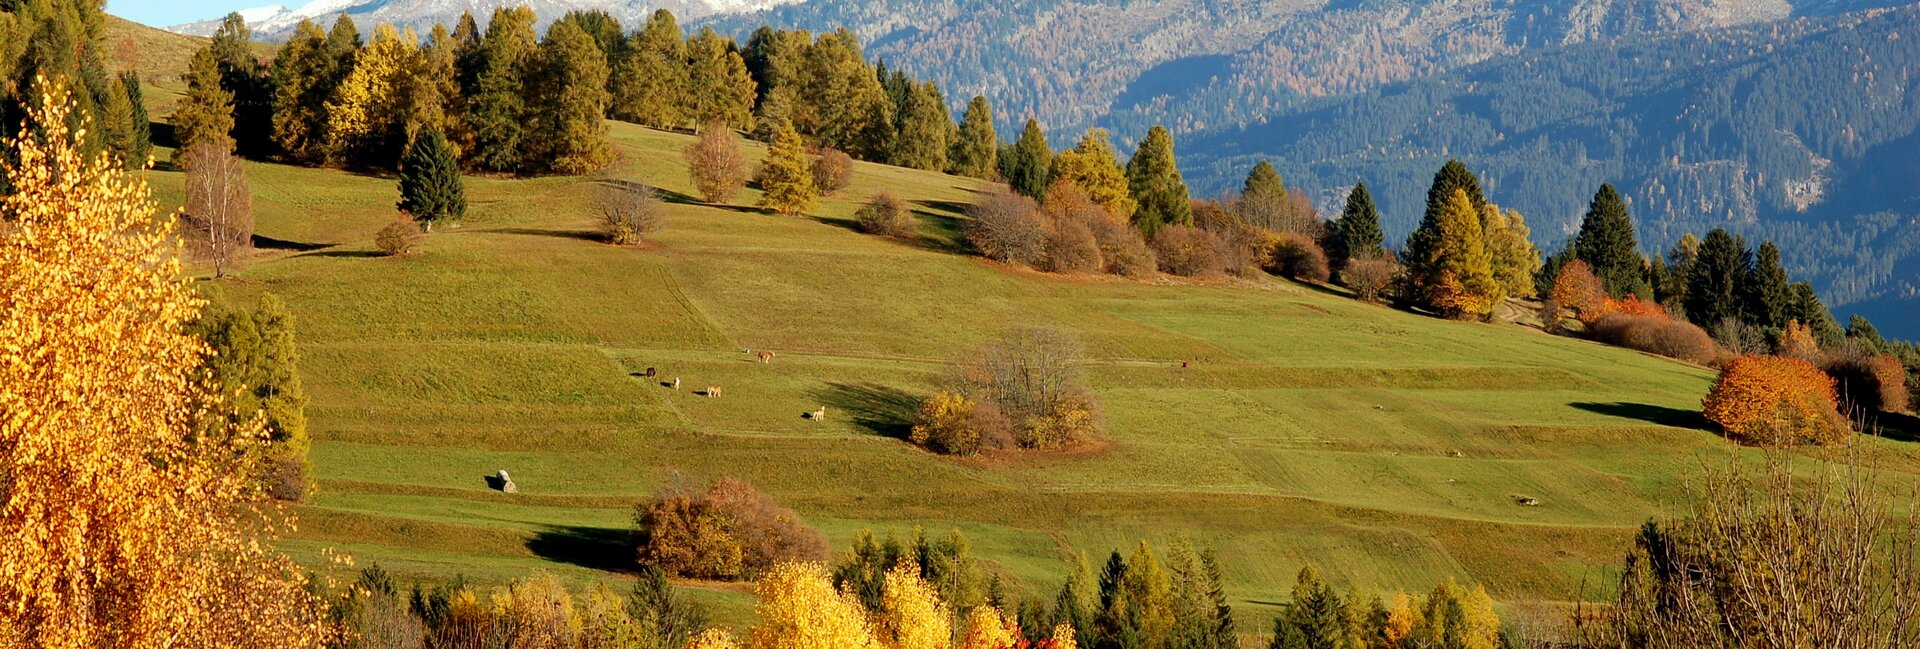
{"left": 1551, "top": 259, "right": 1608, "bottom": 324}
{"left": 1702, "top": 356, "right": 1851, "bottom": 446}
{"left": 0, "top": 80, "right": 328, "bottom": 647}
{"left": 633, "top": 477, "right": 828, "bottom": 580}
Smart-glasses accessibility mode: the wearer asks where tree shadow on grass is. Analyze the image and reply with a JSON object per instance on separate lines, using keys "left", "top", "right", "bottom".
{"left": 252, "top": 234, "right": 329, "bottom": 251}
{"left": 527, "top": 525, "right": 633, "bottom": 574}
{"left": 1863, "top": 411, "right": 1920, "bottom": 443}
{"left": 489, "top": 227, "right": 605, "bottom": 243}
{"left": 295, "top": 248, "right": 384, "bottom": 259}
{"left": 1570, "top": 402, "right": 1713, "bottom": 430}
{"left": 811, "top": 382, "right": 920, "bottom": 441}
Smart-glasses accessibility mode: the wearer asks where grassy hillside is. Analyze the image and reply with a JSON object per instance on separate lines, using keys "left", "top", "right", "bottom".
{"left": 145, "top": 120, "right": 1920, "bottom": 631}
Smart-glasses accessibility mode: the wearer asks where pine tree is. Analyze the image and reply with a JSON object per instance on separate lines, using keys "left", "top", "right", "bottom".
{"left": 98, "top": 69, "right": 138, "bottom": 167}
{"left": 1126, "top": 125, "right": 1192, "bottom": 235}
{"left": 891, "top": 80, "right": 950, "bottom": 171}
{"left": 742, "top": 27, "right": 810, "bottom": 124}
{"left": 396, "top": 128, "right": 465, "bottom": 230}
{"left": 1482, "top": 204, "right": 1542, "bottom": 299}
{"left": 1659, "top": 233, "right": 1701, "bottom": 310}
{"left": 1685, "top": 228, "right": 1750, "bottom": 327}
{"left": 949, "top": 96, "right": 998, "bottom": 179}
{"left": 685, "top": 27, "right": 756, "bottom": 132}
{"left": 269, "top": 20, "right": 334, "bottom": 163}
{"left": 1004, "top": 118, "right": 1052, "bottom": 199}
{"left": 757, "top": 123, "right": 817, "bottom": 216}
{"left": 467, "top": 6, "right": 537, "bottom": 172}
{"left": 531, "top": 20, "right": 613, "bottom": 174}
{"left": 610, "top": 9, "right": 687, "bottom": 129}
{"left": 553, "top": 9, "right": 624, "bottom": 63}
{"left": 1048, "top": 128, "right": 1134, "bottom": 220}
{"left": 325, "top": 12, "right": 362, "bottom": 61}
{"left": 1743, "top": 241, "right": 1790, "bottom": 329}
{"left": 1785, "top": 282, "right": 1843, "bottom": 345}
{"left": 1332, "top": 181, "right": 1384, "bottom": 265}
{"left": 1416, "top": 189, "right": 1502, "bottom": 319}
{"left": 172, "top": 47, "right": 235, "bottom": 165}
{"left": 1573, "top": 183, "right": 1642, "bottom": 297}
{"left": 796, "top": 29, "right": 893, "bottom": 159}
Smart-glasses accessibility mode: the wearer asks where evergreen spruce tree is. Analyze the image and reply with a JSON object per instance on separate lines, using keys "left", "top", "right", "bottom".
{"left": 685, "top": 27, "right": 756, "bottom": 131}
{"left": 890, "top": 80, "right": 950, "bottom": 171}
{"left": 396, "top": 128, "right": 466, "bottom": 231}
{"left": 172, "top": 47, "right": 236, "bottom": 165}
{"left": 1236, "top": 159, "right": 1289, "bottom": 230}
{"left": 467, "top": 7, "right": 537, "bottom": 172}
{"left": 1005, "top": 118, "right": 1052, "bottom": 199}
{"left": 1126, "top": 125, "right": 1193, "bottom": 235}
{"left": 269, "top": 20, "right": 335, "bottom": 163}
{"left": 1786, "top": 282, "right": 1843, "bottom": 345}
{"left": 610, "top": 9, "right": 687, "bottom": 129}
{"left": 1659, "top": 233, "right": 1701, "bottom": 310}
{"left": 949, "top": 95, "right": 998, "bottom": 178}
{"left": 757, "top": 123, "right": 817, "bottom": 215}
{"left": 117, "top": 71, "right": 150, "bottom": 166}
{"left": 1054, "top": 554, "right": 1099, "bottom": 643}
{"left": 531, "top": 20, "right": 613, "bottom": 174}
{"left": 1049, "top": 128, "right": 1135, "bottom": 219}
{"left": 98, "top": 70, "right": 136, "bottom": 166}
{"left": 1685, "top": 228, "right": 1750, "bottom": 326}
{"left": 1333, "top": 181, "right": 1384, "bottom": 265}
{"left": 1743, "top": 241, "right": 1790, "bottom": 329}
{"left": 553, "top": 9, "right": 623, "bottom": 63}
{"left": 1573, "top": 183, "right": 1641, "bottom": 297}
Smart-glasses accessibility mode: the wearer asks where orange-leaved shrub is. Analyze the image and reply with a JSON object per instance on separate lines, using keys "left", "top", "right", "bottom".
{"left": 1341, "top": 254, "right": 1400, "bottom": 303}
{"left": 1588, "top": 312, "right": 1722, "bottom": 365}
{"left": 633, "top": 477, "right": 827, "bottom": 580}
{"left": 1151, "top": 224, "right": 1228, "bottom": 277}
{"left": 909, "top": 391, "right": 1014, "bottom": 455}
{"left": 1263, "top": 231, "right": 1330, "bottom": 283}
{"left": 1824, "top": 352, "right": 1910, "bottom": 415}
{"left": 1777, "top": 319, "right": 1821, "bottom": 361}
{"left": 1702, "top": 356, "right": 1851, "bottom": 446}
{"left": 1551, "top": 259, "right": 1608, "bottom": 324}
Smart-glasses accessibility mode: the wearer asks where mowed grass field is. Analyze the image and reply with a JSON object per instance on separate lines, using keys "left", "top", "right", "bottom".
{"left": 144, "top": 119, "right": 1920, "bottom": 630}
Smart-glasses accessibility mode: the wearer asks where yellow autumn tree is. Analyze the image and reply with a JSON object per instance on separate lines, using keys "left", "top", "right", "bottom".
{"left": 325, "top": 25, "right": 426, "bottom": 165}
{"left": 0, "top": 79, "right": 328, "bottom": 648}
{"left": 1048, "top": 128, "right": 1136, "bottom": 222}
{"left": 1422, "top": 189, "right": 1502, "bottom": 319}
{"left": 748, "top": 562, "right": 881, "bottom": 649}
{"left": 956, "top": 606, "right": 1020, "bottom": 649}
{"left": 1481, "top": 203, "right": 1541, "bottom": 299}
{"left": 1046, "top": 624, "right": 1078, "bottom": 649}
{"left": 879, "top": 563, "right": 952, "bottom": 649}
{"left": 757, "top": 123, "right": 818, "bottom": 216}
{"left": 1383, "top": 591, "right": 1418, "bottom": 647}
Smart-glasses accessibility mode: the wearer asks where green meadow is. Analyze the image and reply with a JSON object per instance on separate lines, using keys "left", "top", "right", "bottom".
{"left": 144, "top": 118, "right": 1920, "bottom": 630}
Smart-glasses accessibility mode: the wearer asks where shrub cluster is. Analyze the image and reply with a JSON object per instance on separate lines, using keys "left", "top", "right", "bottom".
{"left": 1823, "top": 351, "right": 1910, "bottom": 415}
{"left": 1340, "top": 254, "right": 1400, "bottom": 303}
{"left": 856, "top": 192, "right": 917, "bottom": 239}
{"left": 811, "top": 148, "right": 854, "bottom": 196}
{"left": 632, "top": 477, "right": 827, "bottom": 580}
{"left": 334, "top": 564, "right": 708, "bottom": 649}
{"left": 1589, "top": 312, "right": 1722, "bottom": 365}
{"left": 1702, "top": 355, "right": 1851, "bottom": 446}
{"left": 1263, "top": 231, "right": 1330, "bottom": 283}
{"left": 911, "top": 327, "right": 1102, "bottom": 455}
{"left": 598, "top": 183, "right": 666, "bottom": 245}
{"left": 375, "top": 218, "right": 423, "bottom": 256}
{"left": 1150, "top": 225, "right": 1229, "bottom": 277}
{"left": 965, "top": 188, "right": 1048, "bottom": 266}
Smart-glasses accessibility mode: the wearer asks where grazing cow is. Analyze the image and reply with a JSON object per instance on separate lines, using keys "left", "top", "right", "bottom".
{"left": 706, "top": 385, "right": 722, "bottom": 398}
{"left": 644, "top": 367, "right": 657, "bottom": 378}
{"left": 757, "top": 350, "right": 776, "bottom": 363}
{"left": 809, "top": 407, "right": 827, "bottom": 421}
{"left": 670, "top": 377, "right": 680, "bottom": 390}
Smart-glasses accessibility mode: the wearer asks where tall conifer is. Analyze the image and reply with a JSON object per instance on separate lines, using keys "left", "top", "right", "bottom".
{"left": 467, "top": 6, "right": 537, "bottom": 172}
{"left": 1125, "top": 125, "right": 1192, "bottom": 235}
{"left": 757, "top": 123, "right": 817, "bottom": 215}
{"left": 610, "top": 9, "right": 687, "bottom": 129}
{"left": 949, "top": 95, "right": 998, "bottom": 178}
{"left": 1333, "top": 181, "right": 1384, "bottom": 265}
{"left": 531, "top": 21, "right": 613, "bottom": 174}
{"left": 396, "top": 128, "right": 465, "bottom": 230}
{"left": 172, "top": 47, "right": 235, "bottom": 164}
{"left": 1573, "top": 183, "right": 1641, "bottom": 297}
{"left": 1004, "top": 118, "right": 1051, "bottom": 199}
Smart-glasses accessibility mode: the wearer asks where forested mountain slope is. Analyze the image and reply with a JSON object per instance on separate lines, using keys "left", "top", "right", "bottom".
{"left": 1181, "top": 4, "right": 1920, "bottom": 336}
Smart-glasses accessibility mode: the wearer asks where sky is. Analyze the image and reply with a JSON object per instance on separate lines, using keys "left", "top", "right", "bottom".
{"left": 107, "top": 0, "right": 266, "bottom": 28}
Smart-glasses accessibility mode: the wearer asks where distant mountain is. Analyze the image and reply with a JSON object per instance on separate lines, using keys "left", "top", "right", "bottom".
{"left": 1179, "top": 4, "right": 1920, "bottom": 336}
{"left": 168, "top": 0, "right": 806, "bottom": 39}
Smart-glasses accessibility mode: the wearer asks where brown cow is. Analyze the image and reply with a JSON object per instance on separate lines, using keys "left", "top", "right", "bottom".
{"left": 705, "top": 385, "right": 722, "bottom": 398}
{"left": 756, "top": 350, "right": 776, "bottom": 363}
{"left": 809, "top": 407, "right": 827, "bottom": 421}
